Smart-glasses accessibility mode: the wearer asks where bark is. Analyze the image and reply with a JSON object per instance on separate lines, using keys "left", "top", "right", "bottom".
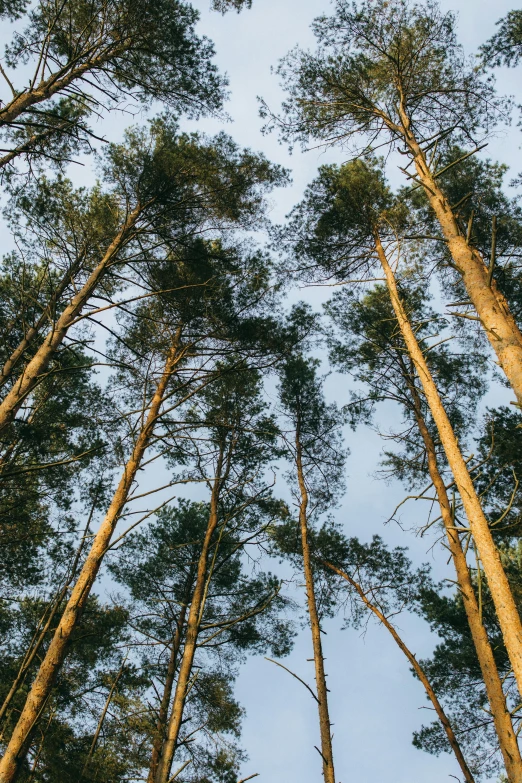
{"left": 397, "top": 106, "right": 522, "bottom": 406}
{"left": 407, "top": 376, "right": 522, "bottom": 783}
{"left": 295, "top": 427, "right": 336, "bottom": 783}
{"left": 147, "top": 595, "right": 190, "bottom": 783}
{"left": 0, "top": 203, "right": 143, "bottom": 434}
{"left": 0, "top": 330, "right": 182, "bottom": 783}
{"left": 323, "top": 560, "right": 475, "bottom": 783}
{"left": 154, "top": 449, "right": 224, "bottom": 783}
{"left": 376, "top": 235, "right": 522, "bottom": 704}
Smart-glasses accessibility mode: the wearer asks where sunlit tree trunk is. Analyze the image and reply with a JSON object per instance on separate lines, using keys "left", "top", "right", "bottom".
{"left": 295, "top": 426, "right": 336, "bottom": 783}
{"left": 397, "top": 105, "right": 522, "bottom": 406}
{"left": 406, "top": 374, "right": 522, "bottom": 783}
{"left": 147, "top": 589, "right": 191, "bottom": 783}
{"left": 0, "top": 329, "right": 182, "bottom": 783}
{"left": 375, "top": 234, "right": 522, "bottom": 710}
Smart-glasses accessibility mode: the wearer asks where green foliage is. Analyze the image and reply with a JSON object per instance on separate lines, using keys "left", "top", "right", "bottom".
{"left": 481, "top": 10, "right": 522, "bottom": 68}
{"left": 269, "top": 0, "right": 504, "bottom": 151}
{"left": 109, "top": 496, "right": 293, "bottom": 781}
{"left": 0, "top": 595, "right": 149, "bottom": 782}
{"left": 276, "top": 158, "right": 401, "bottom": 282}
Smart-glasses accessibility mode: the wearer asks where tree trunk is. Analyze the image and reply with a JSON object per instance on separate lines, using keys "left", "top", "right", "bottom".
{"left": 399, "top": 114, "right": 522, "bottom": 406}
{"left": 406, "top": 376, "right": 522, "bottom": 783}
{"left": 154, "top": 449, "right": 224, "bottom": 783}
{"left": 0, "top": 203, "right": 143, "bottom": 434}
{"left": 376, "top": 234, "right": 522, "bottom": 706}
{"left": 0, "top": 331, "right": 182, "bottom": 783}
{"left": 295, "top": 428, "right": 336, "bottom": 783}
{"left": 323, "top": 560, "right": 475, "bottom": 783}
{"left": 147, "top": 596, "right": 190, "bottom": 783}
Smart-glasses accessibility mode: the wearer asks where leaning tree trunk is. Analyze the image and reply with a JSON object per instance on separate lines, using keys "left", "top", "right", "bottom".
{"left": 323, "top": 560, "right": 475, "bottom": 783}
{"left": 0, "top": 203, "right": 144, "bottom": 435}
{"left": 0, "top": 331, "right": 182, "bottom": 783}
{"left": 375, "top": 233, "right": 522, "bottom": 707}
{"left": 398, "top": 109, "right": 522, "bottom": 407}
{"left": 295, "top": 426, "right": 336, "bottom": 783}
{"left": 154, "top": 449, "right": 225, "bottom": 783}
{"left": 406, "top": 374, "right": 522, "bottom": 783}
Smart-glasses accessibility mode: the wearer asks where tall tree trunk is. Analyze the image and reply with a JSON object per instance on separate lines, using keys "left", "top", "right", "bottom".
{"left": 0, "top": 330, "right": 182, "bottom": 783}
{"left": 398, "top": 109, "right": 522, "bottom": 406}
{"left": 0, "top": 203, "right": 143, "bottom": 434}
{"left": 295, "top": 427, "right": 336, "bottom": 783}
{"left": 375, "top": 234, "right": 522, "bottom": 706}
{"left": 322, "top": 560, "right": 475, "bottom": 783}
{"left": 154, "top": 449, "right": 225, "bottom": 783}
{"left": 147, "top": 593, "right": 190, "bottom": 783}
{"left": 405, "top": 373, "right": 522, "bottom": 782}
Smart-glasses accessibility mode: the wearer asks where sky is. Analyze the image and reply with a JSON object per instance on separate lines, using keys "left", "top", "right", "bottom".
{"left": 2, "top": 1, "right": 521, "bottom": 782}
{"left": 171, "top": 3, "right": 522, "bottom": 783}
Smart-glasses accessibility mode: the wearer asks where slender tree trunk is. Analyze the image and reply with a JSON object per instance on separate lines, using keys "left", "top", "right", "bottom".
{"left": 147, "top": 596, "right": 190, "bottom": 783}
{"left": 406, "top": 376, "right": 522, "bottom": 782}
{"left": 375, "top": 234, "right": 522, "bottom": 704}
{"left": 295, "top": 428, "right": 336, "bottom": 783}
{"left": 0, "top": 203, "right": 143, "bottom": 434}
{"left": 398, "top": 112, "right": 522, "bottom": 406}
{"left": 323, "top": 560, "right": 475, "bottom": 783}
{"left": 154, "top": 450, "right": 224, "bottom": 783}
{"left": 82, "top": 653, "right": 128, "bottom": 776}
{"left": 0, "top": 330, "right": 182, "bottom": 783}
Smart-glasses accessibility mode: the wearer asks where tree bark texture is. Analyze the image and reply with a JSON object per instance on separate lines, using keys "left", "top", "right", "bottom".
{"left": 407, "top": 380, "right": 522, "bottom": 782}
{"left": 397, "top": 109, "right": 522, "bottom": 406}
{"left": 147, "top": 597, "right": 190, "bottom": 783}
{"left": 376, "top": 235, "right": 522, "bottom": 707}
